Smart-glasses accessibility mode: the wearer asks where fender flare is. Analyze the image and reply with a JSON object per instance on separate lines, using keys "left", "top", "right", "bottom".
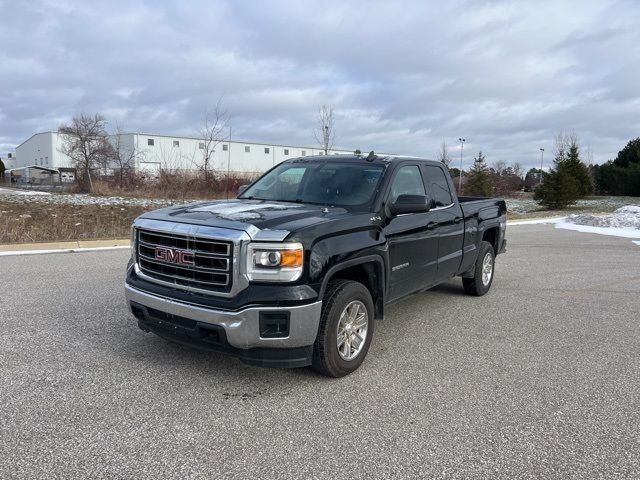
{"left": 318, "top": 255, "right": 386, "bottom": 320}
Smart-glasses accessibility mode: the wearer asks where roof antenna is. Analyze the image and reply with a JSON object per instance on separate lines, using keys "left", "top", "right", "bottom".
{"left": 365, "top": 151, "right": 377, "bottom": 162}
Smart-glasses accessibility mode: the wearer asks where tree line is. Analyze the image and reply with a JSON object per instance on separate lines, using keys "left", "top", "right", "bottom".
{"left": 438, "top": 133, "right": 608, "bottom": 209}
{"left": 437, "top": 141, "right": 526, "bottom": 197}
{"left": 592, "top": 138, "right": 640, "bottom": 196}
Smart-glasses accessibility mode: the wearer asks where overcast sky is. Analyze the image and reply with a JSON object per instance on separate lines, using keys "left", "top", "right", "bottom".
{"left": 1, "top": 0, "right": 639, "bottom": 169}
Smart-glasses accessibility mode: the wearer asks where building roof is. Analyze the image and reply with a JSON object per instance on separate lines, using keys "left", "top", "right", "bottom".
{"left": 16, "top": 130, "right": 355, "bottom": 153}
{"left": 15, "top": 131, "right": 55, "bottom": 149}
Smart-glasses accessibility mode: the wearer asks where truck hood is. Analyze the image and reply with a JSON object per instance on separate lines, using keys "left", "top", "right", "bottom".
{"left": 138, "top": 199, "right": 350, "bottom": 241}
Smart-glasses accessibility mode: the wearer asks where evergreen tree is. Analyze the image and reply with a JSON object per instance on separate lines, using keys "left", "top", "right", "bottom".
{"left": 524, "top": 168, "right": 543, "bottom": 191}
{"left": 534, "top": 166, "right": 580, "bottom": 209}
{"left": 465, "top": 151, "right": 493, "bottom": 197}
{"left": 613, "top": 137, "right": 640, "bottom": 168}
{"left": 595, "top": 138, "right": 640, "bottom": 196}
{"left": 535, "top": 133, "right": 594, "bottom": 208}
{"left": 563, "top": 140, "right": 593, "bottom": 196}
{"left": 0, "top": 159, "right": 5, "bottom": 179}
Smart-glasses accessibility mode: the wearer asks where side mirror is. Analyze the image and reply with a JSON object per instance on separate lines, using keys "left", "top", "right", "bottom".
{"left": 390, "top": 194, "right": 429, "bottom": 215}
{"left": 237, "top": 184, "right": 249, "bottom": 196}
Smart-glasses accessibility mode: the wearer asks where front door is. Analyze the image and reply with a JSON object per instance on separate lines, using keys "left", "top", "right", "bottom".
{"left": 384, "top": 165, "right": 439, "bottom": 301}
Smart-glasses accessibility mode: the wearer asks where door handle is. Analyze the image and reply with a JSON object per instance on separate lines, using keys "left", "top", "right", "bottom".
{"left": 453, "top": 217, "right": 463, "bottom": 224}
{"left": 427, "top": 221, "right": 439, "bottom": 230}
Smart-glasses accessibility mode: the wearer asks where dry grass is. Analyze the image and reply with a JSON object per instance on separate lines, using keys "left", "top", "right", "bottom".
{"left": 89, "top": 171, "right": 259, "bottom": 201}
{"left": 0, "top": 201, "right": 149, "bottom": 244}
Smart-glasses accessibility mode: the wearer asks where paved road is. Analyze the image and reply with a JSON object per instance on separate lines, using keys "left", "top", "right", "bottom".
{"left": 1, "top": 225, "right": 639, "bottom": 479}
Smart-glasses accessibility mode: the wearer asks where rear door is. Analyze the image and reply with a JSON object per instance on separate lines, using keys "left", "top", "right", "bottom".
{"left": 422, "top": 164, "right": 465, "bottom": 281}
{"left": 383, "top": 164, "right": 439, "bottom": 301}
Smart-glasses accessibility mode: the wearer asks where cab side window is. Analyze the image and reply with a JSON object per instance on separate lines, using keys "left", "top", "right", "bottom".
{"left": 389, "top": 166, "right": 426, "bottom": 203}
{"left": 423, "top": 165, "right": 453, "bottom": 208}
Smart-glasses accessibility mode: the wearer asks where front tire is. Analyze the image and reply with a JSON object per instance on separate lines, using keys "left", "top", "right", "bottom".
{"left": 462, "top": 241, "right": 495, "bottom": 296}
{"left": 312, "top": 280, "right": 375, "bottom": 377}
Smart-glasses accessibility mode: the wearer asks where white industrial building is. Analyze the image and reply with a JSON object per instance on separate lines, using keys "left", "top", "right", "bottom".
{"left": 14, "top": 132, "right": 354, "bottom": 176}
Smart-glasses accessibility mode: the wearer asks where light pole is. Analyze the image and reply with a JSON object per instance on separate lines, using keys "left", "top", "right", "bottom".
{"left": 324, "top": 125, "right": 329, "bottom": 154}
{"left": 539, "top": 148, "right": 545, "bottom": 184}
{"left": 458, "top": 138, "right": 465, "bottom": 191}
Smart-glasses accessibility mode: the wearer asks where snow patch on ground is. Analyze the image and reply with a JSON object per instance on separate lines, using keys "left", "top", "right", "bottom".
{"left": 0, "top": 188, "right": 172, "bottom": 207}
{"left": 555, "top": 206, "right": 640, "bottom": 240}
{"left": 509, "top": 205, "right": 640, "bottom": 241}
{"left": 555, "top": 220, "right": 640, "bottom": 239}
{"left": 565, "top": 206, "right": 640, "bottom": 229}
{"left": 0, "top": 187, "right": 50, "bottom": 196}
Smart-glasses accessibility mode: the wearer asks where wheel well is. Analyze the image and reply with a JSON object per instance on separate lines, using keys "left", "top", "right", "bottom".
{"left": 328, "top": 262, "right": 384, "bottom": 320}
{"left": 482, "top": 227, "right": 499, "bottom": 254}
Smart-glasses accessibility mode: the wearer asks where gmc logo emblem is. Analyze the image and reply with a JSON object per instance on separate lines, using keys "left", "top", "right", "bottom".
{"left": 155, "top": 246, "right": 195, "bottom": 266}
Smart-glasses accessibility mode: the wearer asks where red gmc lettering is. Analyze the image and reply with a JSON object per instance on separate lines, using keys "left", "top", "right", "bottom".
{"left": 155, "top": 247, "right": 195, "bottom": 266}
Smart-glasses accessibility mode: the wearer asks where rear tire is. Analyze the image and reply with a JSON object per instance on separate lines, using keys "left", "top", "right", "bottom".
{"left": 462, "top": 241, "right": 495, "bottom": 296}
{"left": 312, "top": 280, "right": 375, "bottom": 377}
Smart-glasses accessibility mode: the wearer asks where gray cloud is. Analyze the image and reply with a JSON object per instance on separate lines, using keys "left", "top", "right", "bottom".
{"left": 1, "top": 0, "right": 639, "bottom": 169}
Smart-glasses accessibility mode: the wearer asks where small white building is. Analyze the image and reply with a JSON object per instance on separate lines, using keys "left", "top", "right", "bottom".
{"left": 14, "top": 132, "right": 355, "bottom": 176}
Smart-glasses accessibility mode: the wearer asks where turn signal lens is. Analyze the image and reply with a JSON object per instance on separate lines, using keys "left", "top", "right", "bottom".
{"left": 280, "top": 249, "right": 303, "bottom": 267}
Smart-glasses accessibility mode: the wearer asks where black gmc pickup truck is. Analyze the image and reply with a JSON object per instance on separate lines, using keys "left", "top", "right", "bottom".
{"left": 125, "top": 154, "right": 506, "bottom": 376}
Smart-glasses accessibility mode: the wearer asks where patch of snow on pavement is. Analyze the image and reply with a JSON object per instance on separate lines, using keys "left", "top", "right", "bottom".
{"left": 556, "top": 205, "right": 640, "bottom": 240}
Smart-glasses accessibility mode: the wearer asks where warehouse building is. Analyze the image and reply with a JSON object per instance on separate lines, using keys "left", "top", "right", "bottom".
{"left": 14, "top": 132, "right": 354, "bottom": 176}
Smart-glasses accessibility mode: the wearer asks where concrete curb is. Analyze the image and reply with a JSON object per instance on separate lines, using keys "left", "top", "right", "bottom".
{"left": 0, "top": 239, "right": 130, "bottom": 256}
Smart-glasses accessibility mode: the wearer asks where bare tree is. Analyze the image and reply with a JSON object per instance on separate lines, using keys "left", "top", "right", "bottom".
{"left": 554, "top": 132, "right": 579, "bottom": 163}
{"left": 194, "top": 99, "right": 229, "bottom": 181}
{"left": 491, "top": 159, "right": 508, "bottom": 176}
{"left": 109, "top": 121, "right": 142, "bottom": 185}
{"left": 157, "top": 141, "right": 183, "bottom": 174}
{"left": 313, "top": 104, "right": 335, "bottom": 154}
{"left": 59, "top": 113, "right": 112, "bottom": 193}
{"left": 512, "top": 162, "right": 524, "bottom": 179}
{"left": 436, "top": 140, "right": 451, "bottom": 166}
{"left": 584, "top": 145, "right": 594, "bottom": 166}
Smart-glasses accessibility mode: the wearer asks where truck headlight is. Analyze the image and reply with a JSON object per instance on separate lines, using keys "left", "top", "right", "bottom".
{"left": 246, "top": 242, "right": 303, "bottom": 282}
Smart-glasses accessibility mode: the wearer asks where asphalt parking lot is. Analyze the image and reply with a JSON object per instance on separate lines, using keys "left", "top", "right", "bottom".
{"left": 1, "top": 224, "right": 639, "bottom": 479}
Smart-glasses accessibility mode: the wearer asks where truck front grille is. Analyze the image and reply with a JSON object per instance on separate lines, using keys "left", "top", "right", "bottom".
{"left": 136, "top": 228, "right": 233, "bottom": 293}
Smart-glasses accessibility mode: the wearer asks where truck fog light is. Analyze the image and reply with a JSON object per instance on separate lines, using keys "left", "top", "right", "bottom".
{"left": 259, "top": 312, "right": 290, "bottom": 338}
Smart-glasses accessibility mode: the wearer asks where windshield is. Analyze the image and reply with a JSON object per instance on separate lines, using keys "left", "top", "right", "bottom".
{"left": 239, "top": 162, "right": 385, "bottom": 208}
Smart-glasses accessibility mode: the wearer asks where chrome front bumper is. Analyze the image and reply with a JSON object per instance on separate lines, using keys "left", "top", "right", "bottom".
{"left": 125, "top": 284, "right": 322, "bottom": 349}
